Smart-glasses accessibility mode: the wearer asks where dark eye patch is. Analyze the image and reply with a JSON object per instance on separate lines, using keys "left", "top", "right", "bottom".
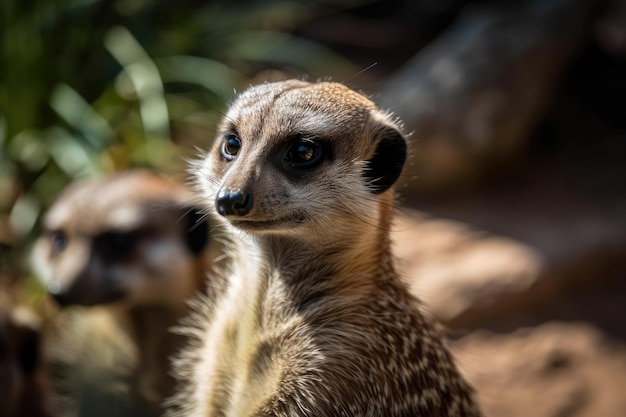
{"left": 94, "top": 229, "right": 146, "bottom": 262}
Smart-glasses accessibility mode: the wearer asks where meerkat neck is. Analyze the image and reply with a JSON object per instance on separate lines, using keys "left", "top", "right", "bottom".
{"left": 236, "top": 191, "right": 397, "bottom": 293}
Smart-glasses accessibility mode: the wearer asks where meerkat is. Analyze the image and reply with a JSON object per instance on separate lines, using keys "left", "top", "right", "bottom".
{"left": 170, "top": 80, "right": 483, "bottom": 416}
{"left": 31, "top": 170, "right": 221, "bottom": 417}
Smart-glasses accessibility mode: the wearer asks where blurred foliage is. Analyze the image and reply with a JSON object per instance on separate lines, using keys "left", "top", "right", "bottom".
{"left": 0, "top": 0, "right": 362, "bottom": 259}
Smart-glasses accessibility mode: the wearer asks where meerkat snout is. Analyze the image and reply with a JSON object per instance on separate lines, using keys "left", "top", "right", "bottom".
{"left": 216, "top": 188, "right": 253, "bottom": 217}
{"left": 50, "top": 291, "right": 73, "bottom": 308}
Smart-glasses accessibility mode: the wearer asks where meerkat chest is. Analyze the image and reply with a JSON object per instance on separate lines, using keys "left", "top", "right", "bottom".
{"left": 198, "top": 272, "right": 298, "bottom": 417}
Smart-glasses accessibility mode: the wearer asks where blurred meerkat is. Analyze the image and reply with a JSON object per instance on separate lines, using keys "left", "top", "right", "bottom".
{"left": 171, "top": 80, "right": 482, "bottom": 416}
{"left": 31, "top": 170, "right": 221, "bottom": 417}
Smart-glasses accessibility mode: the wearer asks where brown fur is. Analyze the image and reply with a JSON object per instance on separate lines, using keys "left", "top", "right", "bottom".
{"left": 172, "top": 80, "right": 483, "bottom": 416}
{"left": 32, "top": 170, "right": 220, "bottom": 416}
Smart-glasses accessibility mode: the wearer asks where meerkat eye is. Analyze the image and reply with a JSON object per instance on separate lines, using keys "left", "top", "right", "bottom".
{"left": 221, "top": 133, "right": 241, "bottom": 161}
{"left": 284, "top": 138, "right": 324, "bottom": 169}
{"left": 50, "top": 231, "right": 67, "bottom": 254}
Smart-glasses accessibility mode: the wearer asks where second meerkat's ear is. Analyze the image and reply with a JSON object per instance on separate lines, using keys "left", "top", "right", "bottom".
{"left": 181, "top": 207, "right": 210, "bottom": 255}
{"left": 364, "top": 113, "right": 407, "bottom": 194}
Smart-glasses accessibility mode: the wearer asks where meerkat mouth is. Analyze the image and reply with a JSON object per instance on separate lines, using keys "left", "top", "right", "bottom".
{"left": 228, "top": 214, "right": 307, "bottom": 232}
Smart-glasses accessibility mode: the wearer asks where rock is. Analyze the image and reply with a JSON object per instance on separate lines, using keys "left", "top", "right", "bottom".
{"left": 380, "top": 0, "right": 593, "bottom": 193}
{"left": 392, "top": 211, "right": 542, "bottom": 326}
{"left": 452, "top": 322, "right": 626, "bottom": 417}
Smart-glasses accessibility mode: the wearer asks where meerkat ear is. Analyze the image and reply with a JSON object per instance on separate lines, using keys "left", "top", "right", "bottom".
{"left": 364, "top": 114, "right": 407, "bottom": 194}
{"left": 181, "top": 207, "right": 210, "bottom": 255}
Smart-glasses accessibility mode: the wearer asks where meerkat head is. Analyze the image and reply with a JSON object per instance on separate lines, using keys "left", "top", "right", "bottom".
{"left": 195, "top": 80, "right": 407, "bottom": 241}
{"left": 32, "top": 171, "right": 211, "bottom": 309}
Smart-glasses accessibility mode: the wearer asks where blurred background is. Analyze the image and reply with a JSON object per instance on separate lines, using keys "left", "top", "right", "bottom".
{"left": 1, "top": 0, "right": 626, "bottom": 416}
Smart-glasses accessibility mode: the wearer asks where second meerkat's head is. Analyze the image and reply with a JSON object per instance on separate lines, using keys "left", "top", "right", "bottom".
{"left": 32, "top": 171, "right": 213, "bottom": 309}
{"left": 197, "top": 80, "right": 407, "bottom": 238}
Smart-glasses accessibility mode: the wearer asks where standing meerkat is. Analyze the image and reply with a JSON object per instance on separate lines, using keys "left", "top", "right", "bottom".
{"left": 32, "top": 170, "right": 221, "bottom": 417}
{"left": 173, "top": 80, "right": 482, "bottom": 416}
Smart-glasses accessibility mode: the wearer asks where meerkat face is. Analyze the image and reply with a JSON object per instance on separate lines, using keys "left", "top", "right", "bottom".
{"left": 197, "top": 80, "right": 406, "bottom": 238}
{"left": 31, "top": 172, "right": 210, "bottom": 308}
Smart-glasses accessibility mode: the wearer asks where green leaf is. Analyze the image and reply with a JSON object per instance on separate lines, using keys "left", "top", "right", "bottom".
{"left": 50, "top": 83, "right": 115, "bottom": 149}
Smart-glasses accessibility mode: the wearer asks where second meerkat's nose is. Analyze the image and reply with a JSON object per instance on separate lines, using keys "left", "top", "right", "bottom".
{"left": 216, "top": 188, "right": 253, "bottom": 217}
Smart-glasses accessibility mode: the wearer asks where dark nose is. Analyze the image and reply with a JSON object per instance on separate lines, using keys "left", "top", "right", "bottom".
{"left": 51, "top": 291, "right": 71, "bottom": 307}
{"left": 216, "top": 188, "right": 253, "bottom": 217}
